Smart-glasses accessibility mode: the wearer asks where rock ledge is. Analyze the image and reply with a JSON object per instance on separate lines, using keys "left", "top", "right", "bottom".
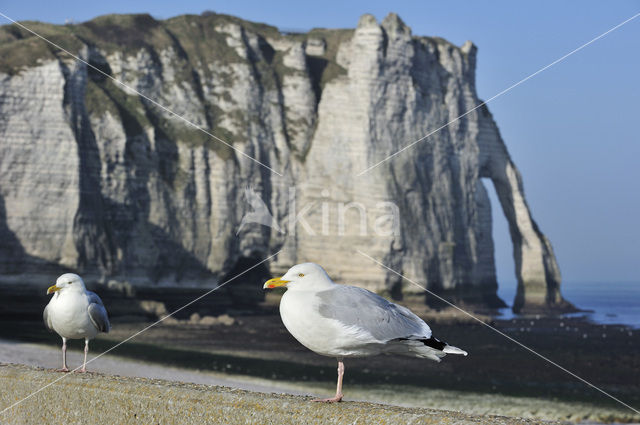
{"left": 0, "top": 363, "right": 561, "bottom": 424}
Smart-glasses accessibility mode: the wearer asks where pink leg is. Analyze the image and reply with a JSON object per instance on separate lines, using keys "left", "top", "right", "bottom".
{"left": 78, "top": 338, "right": 89, "bottom": 373}
{"left": 57, "top": 337, "right": 69, "bottom": 372}
{"left": 312, "top": 360, "right": 344, "bottom": 403}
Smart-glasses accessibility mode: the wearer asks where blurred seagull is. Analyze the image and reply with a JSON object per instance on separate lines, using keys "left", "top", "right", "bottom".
{"left": 264, "top": 263, "right": 467, "bottom": 402}
{"left": 43, "top": 273, "right": 111, "bottom": 372}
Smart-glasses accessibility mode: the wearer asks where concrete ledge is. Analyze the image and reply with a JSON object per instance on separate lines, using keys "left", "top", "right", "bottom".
{"left": 0, "top": 364, "right": 559, "bottom": 424}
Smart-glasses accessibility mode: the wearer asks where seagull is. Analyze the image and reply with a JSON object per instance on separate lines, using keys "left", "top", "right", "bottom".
{"left": 264, "top": 263, "right": 467, "bottom": 402}
{"left": 43, "top": 273, "right": 111, "bottom": 372}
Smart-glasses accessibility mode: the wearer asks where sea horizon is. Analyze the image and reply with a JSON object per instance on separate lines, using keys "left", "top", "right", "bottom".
{"left": 497, "top": 280, "right": 640, "bottom": 328}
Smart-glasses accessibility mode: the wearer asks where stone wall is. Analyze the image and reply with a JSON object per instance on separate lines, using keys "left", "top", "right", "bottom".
{"left": 0, "top": 364, "right": 559, "bottom": 425}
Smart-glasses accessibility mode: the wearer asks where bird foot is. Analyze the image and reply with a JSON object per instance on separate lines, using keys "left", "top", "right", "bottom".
{"left": 311, "top": 395, "right": 343, "bottom": 403}
{"left": 75, "top": 369, "right": 88, "bottom": 373}
{"left": 56, "top": 367, "right": 70, "bottom": 372}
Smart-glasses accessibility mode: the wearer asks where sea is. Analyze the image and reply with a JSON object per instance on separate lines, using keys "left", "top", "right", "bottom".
{"left": 496, "top": 281, "right": 640, "bottom": 328}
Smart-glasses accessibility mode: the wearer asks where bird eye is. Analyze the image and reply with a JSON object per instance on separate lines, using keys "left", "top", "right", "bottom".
{"left": 298, "top": 273, "right": 305, "bottom": 277}
{"left": 68, "top": 281, "right": 73, "bottom": 284}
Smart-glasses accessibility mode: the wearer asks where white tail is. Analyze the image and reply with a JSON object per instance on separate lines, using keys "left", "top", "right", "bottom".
{"left": 443, "top": 345, "right": 468, "bottom": 356}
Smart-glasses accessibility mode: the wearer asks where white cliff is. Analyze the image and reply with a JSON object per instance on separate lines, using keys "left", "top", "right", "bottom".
{"left": 0, "top": 13, "right": 571, "bottom": 312}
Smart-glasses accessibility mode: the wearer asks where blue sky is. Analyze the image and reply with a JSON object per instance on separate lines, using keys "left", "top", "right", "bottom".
{"left": 1, "top": 1, "right": 639, "bottom": 288}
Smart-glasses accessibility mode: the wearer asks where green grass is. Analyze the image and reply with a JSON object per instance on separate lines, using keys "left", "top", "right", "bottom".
{"left": 0, "top": 22, "right": 85, "bottom": 74}
{"left": 85, "top": 78, "right": 150, "bottom": 134}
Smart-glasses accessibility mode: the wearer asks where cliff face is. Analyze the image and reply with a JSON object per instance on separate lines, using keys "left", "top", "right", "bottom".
{"left": 0, "top": 12, "right": 569, "bottom": 312}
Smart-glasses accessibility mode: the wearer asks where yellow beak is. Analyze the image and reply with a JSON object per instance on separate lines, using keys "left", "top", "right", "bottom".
{"left": 263, "top": 277, "right": 290, "bottom": 289}
{"left": 47, "top": 285, "right": 60, "bottom": 295}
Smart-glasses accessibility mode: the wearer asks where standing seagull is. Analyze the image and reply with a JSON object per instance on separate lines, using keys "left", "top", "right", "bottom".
{"left": 264, "top": 263, "right": 467, "bottom": 402}
{"left": 43, "top": 273, "right": 111, "bottom": 372}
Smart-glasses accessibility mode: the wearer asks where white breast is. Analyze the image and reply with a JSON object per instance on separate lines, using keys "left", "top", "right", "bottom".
{"left": 48, "top": 291, "right": 98, "bottom": 340}
{"left": 280, "top": 290, "right": 379, "bottom": 357}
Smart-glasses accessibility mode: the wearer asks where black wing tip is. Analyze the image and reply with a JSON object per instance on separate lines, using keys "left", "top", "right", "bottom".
{"left": 395, "top": 336, "right": 448, "bottom": 351}
{"left": 421, "top": 336, "right": 447, "bottom": 351}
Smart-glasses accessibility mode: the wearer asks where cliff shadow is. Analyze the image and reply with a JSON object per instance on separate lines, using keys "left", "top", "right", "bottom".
{"left": 306, "top": 56, "right": 328, "bottom": 104}
{"left": 0, "top": 193, "right": 66, "bottom": 277}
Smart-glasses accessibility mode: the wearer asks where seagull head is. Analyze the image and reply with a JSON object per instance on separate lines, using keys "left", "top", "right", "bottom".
{"left": 263, "top": 263, "right": 335, "bottom": 291}
{"left": 47, "top": 273, "right": 86, "bottom": 295}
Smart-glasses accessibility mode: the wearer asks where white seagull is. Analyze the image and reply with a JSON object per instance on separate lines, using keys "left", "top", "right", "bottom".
{"left": 264, "top": 263, "right": 467, "bottom": 402}
{"left": 43, "top": 273, "right": 111, "bottom": 372}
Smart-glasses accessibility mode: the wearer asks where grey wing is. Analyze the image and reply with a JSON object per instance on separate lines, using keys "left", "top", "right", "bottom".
{"left": 87, "top": 291, "right": 110, "bottom": 333}
{"left": 316, "top": 286, "right": 431, "bottom": 341}
{"left": 43, "top": 303, "right": 54, "bottom": 332}
{"left": 86, "top": 291, "right": 105, "bottom": 306}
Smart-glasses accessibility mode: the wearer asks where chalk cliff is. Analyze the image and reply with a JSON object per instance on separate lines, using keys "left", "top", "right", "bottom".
{"left": 0, "top": 12, "right": 571, "bottom": 312}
